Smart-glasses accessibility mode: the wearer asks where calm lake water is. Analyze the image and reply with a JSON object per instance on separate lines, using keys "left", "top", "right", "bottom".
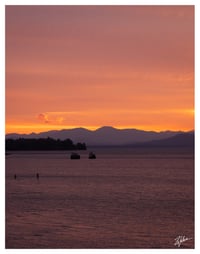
{"left": 6, "top": 147, "right": 194, "bottom": 248}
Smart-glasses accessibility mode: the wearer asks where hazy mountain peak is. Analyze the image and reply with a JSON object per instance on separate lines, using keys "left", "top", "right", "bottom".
{"left": 95, "top": 126, "right": 117, "bottom": 131}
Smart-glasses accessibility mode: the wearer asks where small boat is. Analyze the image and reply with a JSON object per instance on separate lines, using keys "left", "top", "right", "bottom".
{"left": 70, "top": 152, "right": 80, "bottom": 160}
{"left": 88, "top": 152, "right": 96, "bottom": 159}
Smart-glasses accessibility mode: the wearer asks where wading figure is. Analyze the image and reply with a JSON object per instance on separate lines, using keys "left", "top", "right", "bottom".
{"left": 36, "top": 173, "right": 39, "bottom": 179}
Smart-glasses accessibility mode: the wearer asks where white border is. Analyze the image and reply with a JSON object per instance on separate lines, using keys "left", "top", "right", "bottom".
{"left": 1, "top": 1, "right": 198, "bottom": 254}
{"left": 0, "top": 0, "right": 5, "bottom": 252}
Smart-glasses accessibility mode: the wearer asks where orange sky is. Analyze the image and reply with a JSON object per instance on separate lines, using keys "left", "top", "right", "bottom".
{"left": 6, "top": 5, "right": 194, "bottom": 134}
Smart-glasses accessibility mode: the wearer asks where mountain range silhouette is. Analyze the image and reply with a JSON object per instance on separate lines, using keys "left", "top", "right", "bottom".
{"left": 6, "top": 126, "right": 194, "bottom": 147}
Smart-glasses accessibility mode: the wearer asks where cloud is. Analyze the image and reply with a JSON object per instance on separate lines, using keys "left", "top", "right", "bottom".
{"left": 37, "top": 113, "right": 50, "bottom": 124}
{"left": 37, "top": 112, "right": 69, "bottom": 125}
{"left": 56, "top": 116, "right": 64, "bottom": 124}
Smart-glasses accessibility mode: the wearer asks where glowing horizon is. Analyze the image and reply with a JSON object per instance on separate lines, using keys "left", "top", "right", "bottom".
{"left": 6, "top": 6, "right": 194, "bottom": 134}
{"left": 6, "top": 120, "right": 194, "bottom": 135}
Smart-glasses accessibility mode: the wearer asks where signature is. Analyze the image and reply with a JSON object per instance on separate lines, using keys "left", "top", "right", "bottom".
{"left": 174, "top": 235, "right": 192, "bottom": 247}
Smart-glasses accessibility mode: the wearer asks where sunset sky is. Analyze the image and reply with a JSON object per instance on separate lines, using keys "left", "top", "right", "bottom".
{"left": 6, "top": 5, "right": 194, "bottom": 134}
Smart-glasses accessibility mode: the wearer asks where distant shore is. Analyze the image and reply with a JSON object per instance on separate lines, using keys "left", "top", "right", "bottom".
{"left": 6, "top": 137, "right": 87, "bottom": 151}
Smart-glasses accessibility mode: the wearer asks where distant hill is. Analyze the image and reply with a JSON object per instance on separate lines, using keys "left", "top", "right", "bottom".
{"left": 130, "top": 132, "right": 194, "bottom": 147}
{"left": 5, "top": 126, "right": 190, "bottom": 146}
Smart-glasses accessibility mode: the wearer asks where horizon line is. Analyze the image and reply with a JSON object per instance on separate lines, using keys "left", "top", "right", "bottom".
{"left": 5, "top": 125, "right": 194, "bottom": 136}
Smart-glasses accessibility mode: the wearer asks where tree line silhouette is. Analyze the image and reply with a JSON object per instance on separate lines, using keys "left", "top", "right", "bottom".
{"left": 6, "top": 137, "right": 87, "bottom": 151}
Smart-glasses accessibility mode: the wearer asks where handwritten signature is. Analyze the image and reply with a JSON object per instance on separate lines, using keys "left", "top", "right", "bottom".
{"left": 174, "top": 235, "right": 192, "bottom": 247}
